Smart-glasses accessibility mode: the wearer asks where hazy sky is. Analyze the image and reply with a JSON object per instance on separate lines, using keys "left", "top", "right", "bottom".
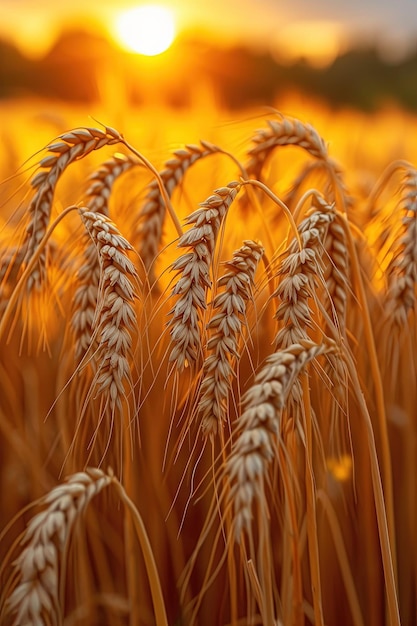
{"left": 1, "top": 0, "right": 417, "bottom": 60}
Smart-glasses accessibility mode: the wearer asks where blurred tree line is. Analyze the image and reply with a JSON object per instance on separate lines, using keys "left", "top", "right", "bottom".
{"left": 1, "top": 27, "right": 416, "bottom": 111}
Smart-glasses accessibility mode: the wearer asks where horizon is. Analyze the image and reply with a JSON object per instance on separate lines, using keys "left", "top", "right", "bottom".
{"left": 1, "top": 0, "right": 417, "bottom": 65}
{"left": 1, "top": 14, "right": 417, "bottom": 69}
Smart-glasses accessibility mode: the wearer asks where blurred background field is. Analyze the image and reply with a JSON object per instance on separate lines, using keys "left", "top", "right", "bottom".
{"left": 2, "top": 95, "right": 417, "bottom": 235}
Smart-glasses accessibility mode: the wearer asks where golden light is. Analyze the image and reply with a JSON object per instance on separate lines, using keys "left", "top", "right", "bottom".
{"left": 326, "top": 454, "right": 353, "bottom": 482}
{"left": 115, "top": 5, "right": 176, "bottom": 56}
{"left": 272, "top": 21, "right": 345, "bottom": 68}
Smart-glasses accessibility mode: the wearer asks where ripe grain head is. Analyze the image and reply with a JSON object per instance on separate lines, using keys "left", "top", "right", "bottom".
{"left": 5, "top": 468, "right": 112, "bottom": 626}
{"left": 23, "top": 126, "right": 122, "bottom": 290}
{"left": 228, "top": 340, "right": 333, "bottom": 539}
{"left": 199, "top": 239, "right": 264, "bottom": 438}
{"left": 78, "top": 210, "right": 138, "bottom": 419}
{"left": 168, "top": 182, "right": 240, "bottom": 371}
{"left": 136, "top": 141, "right": 224, "bottom": 286}
{"left": 246, "top": 116, "right": 328, "bottom": 181}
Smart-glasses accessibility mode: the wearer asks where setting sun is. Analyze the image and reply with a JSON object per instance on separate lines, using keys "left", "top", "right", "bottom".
{"left": 115, "top": 5, "right": 175, "bottom": 56}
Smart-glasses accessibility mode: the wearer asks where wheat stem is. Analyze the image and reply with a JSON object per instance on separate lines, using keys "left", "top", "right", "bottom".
{"left": 121, "top": 138, "right": 183, "bottom": 238}
{"left": 317, "top": 490, "right": 365, "bottom": 626}
{"left": 240, "top": 178, "right": 302, "bottom": 250}
{"left": 111, "top": 478, "right": 168, "bottom": 626}
{"left": 340, "top": 212, "right": 397, "bottom": 587}
{"left": 302, "top": 373, "right": 324, "bottom": 626}
{"left": 343, "top": 353, "right": 401, "bottom": 626}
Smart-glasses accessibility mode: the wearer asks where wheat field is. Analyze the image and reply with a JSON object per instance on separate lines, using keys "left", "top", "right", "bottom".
{"left": 0, "top": 102, "right": 416, "bottom": 626}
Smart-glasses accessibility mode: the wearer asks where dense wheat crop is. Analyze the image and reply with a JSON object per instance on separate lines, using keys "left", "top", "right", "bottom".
{"left": 0, "top": 102, "right": 416, "bottom": 626}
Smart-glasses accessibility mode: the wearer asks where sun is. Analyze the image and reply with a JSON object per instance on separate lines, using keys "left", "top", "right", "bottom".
{"left": 115, "top": 5, "right": 176, "bottom": 56}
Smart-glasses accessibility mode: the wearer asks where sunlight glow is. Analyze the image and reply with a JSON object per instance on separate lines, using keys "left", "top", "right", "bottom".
{"left": 272, "top": 21, "right": 345, "bottom": 68}
{"left": 115, "top": 5, "right": 175, "bottom": 56}
{"left": 327, "top": 455, "right": 353, "bottom": 482}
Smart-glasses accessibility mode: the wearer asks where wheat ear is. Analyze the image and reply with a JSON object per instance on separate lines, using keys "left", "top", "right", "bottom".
{"left": 78, "top": 210, "right": 138, "bottom": 413}
{"left": 71, "top": 240, "right": 103, "bottom": 360}
{"left": 23, "top": 126, "right": 122, "bottom": 289}
{"left": 198, "top": 240, "right": 264, "bottom": 438}
{"left": 244, "top": 116, "right": 351, "bottom": 214}
{"left": 4, "top": 468, "right": 168, "bottom": 626}
{"left": 293, "top": 194, "right": 350, "bottom": 330}
{"left": 4, "top": 468, "right": 112, "bottom": 626}
{"left": 168, "top": 182, "right": 240, "bottom": 371}
{"left": 323, "top": 212, "right": 350, "bottom": 330}
{"left": 85, "top": 153, "right": 140, "bottom": 216}
{"left": 228, "top": 340, "right": 333, "bottom": 539}
{"left": 135, "top": 141, "right": 224, "bottom": 283}
{"left": 385, "top": 166, "right": 417, "bottom": 326}
{"left": 0, "top": 245, "right": 27, "bottom": 312}
{"left": 71, "top": 155, "right": 140, "bottom": 360}
{"left": 246, "top": 116, "right": 328, "bottom": 180}
{"left": 274, "top": 199, "right": 335, "bottom": 350}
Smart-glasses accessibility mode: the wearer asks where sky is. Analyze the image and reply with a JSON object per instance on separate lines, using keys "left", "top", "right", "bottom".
{"left": 1, "top": 0, "right": 417, "bottom": 62}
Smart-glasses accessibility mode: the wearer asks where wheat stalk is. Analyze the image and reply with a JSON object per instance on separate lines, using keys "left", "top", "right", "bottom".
{"left": 71, "top": 155, "right": 140, "bottom": 360}
{"left": 85, "top": 153, "right": 140, "bottom": 216}
{"left": 246, "top": 116, "right": 328, "bottom": 180}
{"left": 323, "top": 213, "right": 350, "bottom": 330}
{"left": 136, "top": 141, "right": 224, "bottom": 283}
{"left": 0, "top": 245, "right": 26, "bottom": 314}
{"left": 23, "top": 126, "right": 122, "bottom": 289}
{"left": 245, "top": 116, "right": 352, "bottom": 214}
{"left": 4, "top": 468, "right": 168, "bottom": 626}
{"left": 274, "top": 200, "right": 334, "bottom": 350}
{"left": 4, "top": 468, "right": 112, "bottom": 626}
{"left": 78, "top": 210, "right": 138, "bottom": 415}
{"left": 71, "top": 240, "right": 103, "bottom": 361}
{"left": 385, "top": 166, "right": 417, "bottom": 326}
{"left": 198, "top": 240, "right": 264, "bottom": 438}
{"left": 228, "top": 340, "right": 333, "bottom": 539}
{"left": 168, "top": 182, "right": 240, "bottom": 371}
{"left": 293, "top": 192, "right": 350, "bottom": 331}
